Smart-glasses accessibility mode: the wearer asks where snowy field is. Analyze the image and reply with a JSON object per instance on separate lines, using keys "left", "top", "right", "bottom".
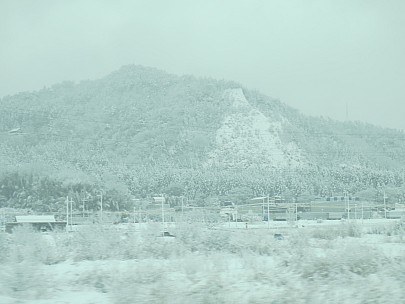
{"left": 0, "top": 219, "right": 404, "bottom": 304}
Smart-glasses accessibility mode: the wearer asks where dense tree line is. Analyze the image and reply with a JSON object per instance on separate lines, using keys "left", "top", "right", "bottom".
{"left": 1, "top": 165, "right": 405, "bottom": 212}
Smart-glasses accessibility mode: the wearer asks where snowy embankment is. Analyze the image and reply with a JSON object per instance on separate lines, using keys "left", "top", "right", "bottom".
{"left": 0, "top": 220, "right": 404, "bottom": 303}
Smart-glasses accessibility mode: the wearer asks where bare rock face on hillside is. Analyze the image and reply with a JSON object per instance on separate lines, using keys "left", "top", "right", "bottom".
{"left": 206, "top": 88, "right": 306, "bottom": 169}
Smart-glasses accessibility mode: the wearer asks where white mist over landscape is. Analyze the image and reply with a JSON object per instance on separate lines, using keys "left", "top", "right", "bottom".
{"left": 1, "top": 1, "right": 405, "bottom": 304}
{"left": 1, "top": 0, "right": 405, "bottom": 130}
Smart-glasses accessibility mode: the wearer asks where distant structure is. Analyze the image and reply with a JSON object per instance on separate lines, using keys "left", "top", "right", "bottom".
{"left": 219, "top": 201, "right": 236, "bottom": 220}
{"left": 152, "top": 197, "right": 165, "bottom": 204}
{"left": 6, "top": 215, "right": 66, "bottom": 233}
{"left": 345, "top": 103, "right": 349, "bottom": 121}
{"left": 8, "top": 127, "right": 21, "bottom": 134}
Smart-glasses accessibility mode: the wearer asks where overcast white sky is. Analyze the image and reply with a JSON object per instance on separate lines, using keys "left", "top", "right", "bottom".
{"left": 1, "top": 0, "right": 404, "bottom": 130}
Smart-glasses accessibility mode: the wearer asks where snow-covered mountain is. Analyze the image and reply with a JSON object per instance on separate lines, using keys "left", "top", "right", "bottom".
{"left": 1, "top": 65, "right": 405, "bottom": 203}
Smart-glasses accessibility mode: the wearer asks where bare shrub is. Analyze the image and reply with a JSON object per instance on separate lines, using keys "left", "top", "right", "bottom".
{"left": 5, "top": 226, "right": 64, "bottom": 265}
{"left": 0, "top": 233, "right": 10, "bottom": 261}
{"left": 310, "top": 222, "right": 362, "bottom": 240}
{"left": 0, "top": 222, "right": 403, "bottom": 303}
{"left": 0, "top": 261, "right": 52, "bottom": 300}
{"left": 107, "top": 261, "right": 168, "bottom": 303}
{"left": 64, "top": 225, "right": 153, "bottom": 261}
{"left": 310, "top": 227, "right": 342, "bottom": 240}
{"left": 296, "top": 241, "right": 387, "bottom": 280}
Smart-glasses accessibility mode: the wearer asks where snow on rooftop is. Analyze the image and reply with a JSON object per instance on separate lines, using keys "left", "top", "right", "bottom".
{"left": 15, "top": 215, "right": 56, "bottom": 223}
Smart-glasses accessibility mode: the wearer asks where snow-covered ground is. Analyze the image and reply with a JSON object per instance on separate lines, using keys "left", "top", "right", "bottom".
{"left": 0, "top": 219, "right": 404, "bottom": 303}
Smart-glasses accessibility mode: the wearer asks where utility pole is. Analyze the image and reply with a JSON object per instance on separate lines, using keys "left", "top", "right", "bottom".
{"left": 295, "top": 202, "right": 298, "bottom": 222}
{"left": 132, "top": 198, "right": 139, "bottom": 225}
{"left": 66, "top": 196, "right": 69, "bottom": 231}
{"left": 82, "top": 193, "right": 88, "bottom": 218}
{"left": 161, "top": 196, "right": 165, "bottom": 232}
{"left": 235, "top": 207, "right": 238, "bottom": 228}
{"left": 267, "top": 195, "right": 270, "bottom": 229}
{"left": 97, "top": 191, "right": 103, "bottom": 223}
{"left": 262, "top": 197, "right": 265, "bottom": 221}
{"left": 181, "top": 196, "right": 184, "bottom": 222}
{"left": 82, "top": 197, "right": 85, "bottom": 218}
{"left": 384, "top": 190, "right": 387, "bottom": 219}
{"left": 345, "top": 102, "right": 349, "bottom": 121}
{"left": 69, "top": 197, "right": 74, "bottom": 230}
{"left": 139, "top": 204, "right": 141, "bottom": 227}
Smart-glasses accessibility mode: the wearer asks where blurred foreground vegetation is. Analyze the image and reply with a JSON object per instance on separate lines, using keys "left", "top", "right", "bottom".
{"left": 0, "top": 220, "right": 404, "bottom": 303}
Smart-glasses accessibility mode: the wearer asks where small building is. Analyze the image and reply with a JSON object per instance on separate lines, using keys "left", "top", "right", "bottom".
{"left": 328, "top": 212, "right": 343, "bottom": 220}
{"left": 153, "top": 197, "right": 165, "bottom": 204}
{"left": 386, "top": 210, "right": 405, "bottom": 219}
{"left": 220, "top": 201, "right": 237, "bottom": 220}
{"left": 6, "top": 215, "right": 66, "bottom": 233}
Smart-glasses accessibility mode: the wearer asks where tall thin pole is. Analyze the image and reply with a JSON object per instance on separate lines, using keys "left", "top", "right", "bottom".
{"left": 344, "top": 191, "right": 347, "bottom": 219}
{"left": 235, "top": 207, "right": 237, "bottom": 228}
{"left": 139, "top": 205, "right": 141, "bottom": 227}
{"left": 82, "top": 191, "right": 88, "bottom": 218}
{"left": 345, "top": 102, "right": 349, "bottom": 121}
{"left": 82, "top": 193, "right": 88, "bottom": 218}
{"left": 267, "top": 195, "right": 270, "bottom": 229}
{"left": 181, "top": 196, "right": 184, "bottom": 222}
{"left": 161, "top": 197, "right": 165, "bottom": 231}
{"left": 384, "top": 190, "right": 387, "bottom": 219}
{"left": 70, "top": 197, "right": 73, "bottom": 230}
{"left": 262, "top": 197, "right": 264, "bottom": 221}
{"left": 295, "top": 203, "right": 298, "bottom": 222}
{"left": 98, "top": 191, "right": 103, "bottom": 223}
{"left": 66, "top": 196, "right": 69, "bottom": 231}
{"left": 132, "top": 198, "right": 140, "bottom": 225}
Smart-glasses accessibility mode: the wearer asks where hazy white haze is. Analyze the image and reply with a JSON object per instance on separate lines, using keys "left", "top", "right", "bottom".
{"left": 1, "top": 0, "right": 405, "bottom": 130}
{"left": 1, "top": 1, "right": 405, "bottom": 304}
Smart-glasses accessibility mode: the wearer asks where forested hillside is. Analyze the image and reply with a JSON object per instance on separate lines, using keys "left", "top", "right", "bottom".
{"left": 1, "top": 65, "right": 405, "bottom": 212}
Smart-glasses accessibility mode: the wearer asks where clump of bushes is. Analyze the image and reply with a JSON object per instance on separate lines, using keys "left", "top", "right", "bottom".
{"left": 309, "top": 222, "right": 362, "bottom": 240}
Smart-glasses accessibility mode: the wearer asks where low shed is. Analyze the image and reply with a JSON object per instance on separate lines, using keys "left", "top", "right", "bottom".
{"left": 6, "top": 215, "right": 66, "bottom": 233}
{"left": 15, "top": 215, "right": 56, "bottom": 223}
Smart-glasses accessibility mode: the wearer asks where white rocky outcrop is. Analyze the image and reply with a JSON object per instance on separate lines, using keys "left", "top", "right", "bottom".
{"left": 206, "top": 88, "right": 305, "bottom": 168}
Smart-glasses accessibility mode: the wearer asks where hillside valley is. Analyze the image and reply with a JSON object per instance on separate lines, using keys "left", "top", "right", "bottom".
{"left": 1, "top": 65, "right": 405, "bottom": 212}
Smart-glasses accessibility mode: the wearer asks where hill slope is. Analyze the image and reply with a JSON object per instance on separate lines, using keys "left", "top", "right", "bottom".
{"left": 1, "top": 65, "right": 405, "bottom": 210}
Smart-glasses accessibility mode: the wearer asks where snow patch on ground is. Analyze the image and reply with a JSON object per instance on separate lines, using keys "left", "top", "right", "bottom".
{"left": 207, "top": 88, "right": 305, "bottom": 168}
